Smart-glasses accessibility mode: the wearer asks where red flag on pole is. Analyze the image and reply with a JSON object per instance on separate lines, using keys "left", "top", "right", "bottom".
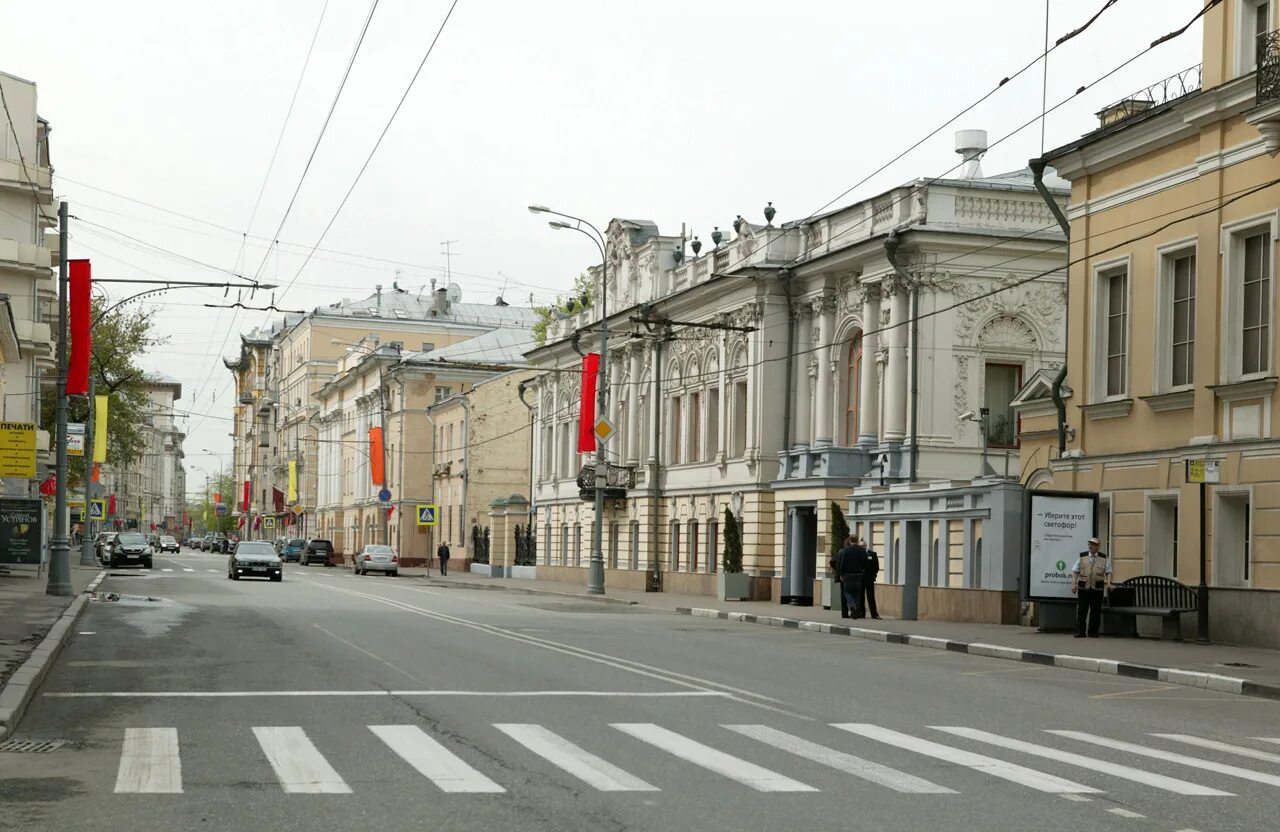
{"left": 369, "top": 427, "right": 385, "bottom": 485}
{"left": 242, "top": 480, "right": 250, "bottom": 512}
{"left": 237, "top": 515, "right": 245, "bottom": 530}
{"left": 67, "top": 259, "right": 91, "bottom": 395}
{"left": 577, "top": 353, "right": 600, "bottom": 453}
{"left": 107, "top": 495, "right": 116, "bottom": 515}
{"left": 254, "top": 515, "right": 262, "bottom": 530}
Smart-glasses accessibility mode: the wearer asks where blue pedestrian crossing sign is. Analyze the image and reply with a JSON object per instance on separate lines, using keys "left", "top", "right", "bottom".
{"left": 416, "top": 504, "right": 438, "bottom": 527}
{"left": 88, "top": 499, "right": 105, "bottom": 520}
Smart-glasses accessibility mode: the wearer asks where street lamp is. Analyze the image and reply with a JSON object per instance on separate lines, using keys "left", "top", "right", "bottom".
{"left": 960, "top": 409, "right": 997, "bottom": 478}
{"left": 530, "top": 202, "right": 608, "bottom": 596}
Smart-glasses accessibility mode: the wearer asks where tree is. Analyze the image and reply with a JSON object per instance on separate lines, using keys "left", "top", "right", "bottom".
{"left": 722, "top": 506, "right": 743, "bottom": 573}
{"left": 830, "top": 501, "right": 850, "bottom": 558}
{"left": 532, "top": 272, "right": 594, "bottom": 346}
{"left": 43, "top": 299, "right": 165, "bottom": 488}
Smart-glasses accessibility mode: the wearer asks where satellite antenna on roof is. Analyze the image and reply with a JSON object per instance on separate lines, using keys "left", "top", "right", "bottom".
{"left": 446, "top": 283, "right": 462, "bottom": 304}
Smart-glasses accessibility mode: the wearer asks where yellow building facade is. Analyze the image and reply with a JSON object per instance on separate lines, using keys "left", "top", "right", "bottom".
{"left": 1022, "top": 1, "right": 1280, "bottom": 645}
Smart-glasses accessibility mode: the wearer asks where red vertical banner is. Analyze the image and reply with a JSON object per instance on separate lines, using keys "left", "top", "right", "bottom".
{"left": 242, "top": 480, "right": 250, "bottom": 511}
{"left": 108, "top": 495, "right": 116, "bottom": 515}
{"left": 369, "top": 426, "right": 385, "bottom": 485}
{"left": 67, "top": 259, "right": 91, "bottom": 395}
{"left": 577, "top": 353, "right": 600, "bottom": 453}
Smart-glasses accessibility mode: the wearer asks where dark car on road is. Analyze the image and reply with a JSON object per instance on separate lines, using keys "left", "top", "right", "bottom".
{"left": 280, "top": 538, "right": 306, "bottom": 563}
{"left": 227, "top": 541, "right": 283, "bottom": 582}
{"left": 108, "top": 532, "right": 153, "bottom": 569}
{"left": 300, "top": 539, "right": 334, "bottom": 567}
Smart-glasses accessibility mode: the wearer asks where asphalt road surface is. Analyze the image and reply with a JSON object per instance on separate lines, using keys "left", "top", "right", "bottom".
{"left": 2, "top": 549, "right": 1278, "bottom": 832}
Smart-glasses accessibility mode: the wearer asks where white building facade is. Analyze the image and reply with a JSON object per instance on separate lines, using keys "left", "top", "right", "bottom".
{"left": 527, "top": 158, "right": 1068, "bottom": 601}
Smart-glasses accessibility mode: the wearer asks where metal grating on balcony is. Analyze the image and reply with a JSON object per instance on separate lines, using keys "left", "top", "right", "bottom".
{"left": 1096, "top": 64, "right": 1203, "bottom": 128}
{"left": 1259, "top": 29, "right": 1280, "bottom": 105}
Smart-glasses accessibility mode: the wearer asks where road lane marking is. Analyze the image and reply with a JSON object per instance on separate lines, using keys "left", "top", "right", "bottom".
{"left": 46, "top": 690, "right": 727, "bottom": 698}
{"left": 1256, "top": 738, "right": 1280, "bottom": 746}
{"left": 114, "top": 728, "right": 182, "bottom": 794}
{"left": 1106, "top": 808, "right": 1145, "bottom": 819}
{"left": 253, "top": 727, "right": 351, "bottom": 794}
{"left": 205, "top": 569, "right": 217, "bottom": 573}
{"left": 311, "top": 623, "right": 426, "bottom": 685}
{"left": 612, "top": 723, "right": 816, "bottom": 792}
{"left": 299, "top": 579, "right": 807, "bottom": 719}
{"left": 495, "top": 724, "right": 658, "bottom": 792}
{"left": 933, "top": 727, "right": 1232, "bottom": 796}
{"left": 724, "top": 724, "right": 954, "bottom": 794}
{"left": 182, "top": 568, "right": 195, "bottom": 572}
{"left": 1152, "top": 734, "right": 1280, "bottom": 764}
{"left": 161, "top": 568, "right": 173, "bottom": 572}
{"left": 1049, "top": 731, "right": 1280, "bottom": 788}
{"left": 1058, "top": 794, "right": 1092, "bottom": 802}
{"left": 835, "top": 724, "right": 1099, "bottom": 794}
{"left": 370, "top": 725, "right": 504, "bottom": 793}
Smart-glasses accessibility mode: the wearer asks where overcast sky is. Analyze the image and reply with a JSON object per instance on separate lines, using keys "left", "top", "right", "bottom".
{"left": 3, "top": 0, "right": 1203, "bottom": 486}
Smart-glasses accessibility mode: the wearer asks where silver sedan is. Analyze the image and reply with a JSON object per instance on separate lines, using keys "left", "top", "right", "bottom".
{"left": 353, "top": 544, "right": 399, "bottom": 577}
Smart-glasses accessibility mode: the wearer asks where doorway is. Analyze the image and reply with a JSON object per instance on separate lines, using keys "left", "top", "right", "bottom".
{"left": 782, "top": 505, "right": 817, "bottom": 606}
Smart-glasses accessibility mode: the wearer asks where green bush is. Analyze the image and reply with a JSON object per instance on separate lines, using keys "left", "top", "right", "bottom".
{"left": 722, "top": 507, "right": 743, "bottom": 573}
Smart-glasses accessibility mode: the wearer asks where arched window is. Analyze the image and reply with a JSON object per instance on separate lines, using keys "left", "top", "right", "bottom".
{"left": 844, "top": 334, "right": 862, "bottom": 445}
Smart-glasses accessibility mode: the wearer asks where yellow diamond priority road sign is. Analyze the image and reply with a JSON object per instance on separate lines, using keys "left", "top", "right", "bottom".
{"left": 593, "top": 416, "right": 617, "bottom": 444}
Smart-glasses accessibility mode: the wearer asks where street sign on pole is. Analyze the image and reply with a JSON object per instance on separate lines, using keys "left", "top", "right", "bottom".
{"left": 263, "top": 516, "right": 276, "bottom": 530}
{"left": 0, "top": 422, "right": 37, "bottom": 478}
{"left": 68, "top": 422, "right": 85, "bottom": 456}
{"left": 88, "top": 499, "right": 105, "bottom": 520}
{"left": 1185, "top": 459, "right": 1221, "bottom": 483}
{"left": 593, "top": 416, "right": 617, "bottom": 445}
{"left": 378, "top": 488, "right": 392, "bottom": 503}
{"left": 416, "top": 504, "right": 438, "bottom": 526}
{"left": 215, "top": 502, "right": 229, "bottom": 516}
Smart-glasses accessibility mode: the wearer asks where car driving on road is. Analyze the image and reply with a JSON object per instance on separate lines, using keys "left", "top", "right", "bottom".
{"left": 280, "top": 538, "right": 305, "bottom": 563}
{"left": 108, "top": 532, "right": 153, "bottom": 569}
{"left": 227, "top": 540, "right": 283, "bottom": 582}
{"left": 159, "top": 535, "right": 179, "bottom": 553}
{"left": 353, "top": 544, "right": 399, "bottom": 577}
{"left": 299, "top": 539, "right": 333, "bottom": 567}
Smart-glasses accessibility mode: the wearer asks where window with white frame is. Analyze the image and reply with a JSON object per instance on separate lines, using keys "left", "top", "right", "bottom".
{"left": 689, "top": 391, "right": 702, "bottom": 463}
{"left": 1243, "top": 231, "right": 1272, "bottom": 376}
{"left": 1093, "top": 264, "right": 1130, "bottom": 399}
{"left": 1169, "top": 249, "right": 1196, "bottom": 388}
{"left": 1239, "top": 0, "right": 1274, "bottom": 75}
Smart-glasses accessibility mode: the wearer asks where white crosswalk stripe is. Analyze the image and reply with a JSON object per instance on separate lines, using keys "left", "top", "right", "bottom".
{"left": 1050, "top": 731, "right": 1280, "bottom": 788}
{"left": 370, "top": 725, "right": 505, "bottom": 793}
{"left": 115, "top": 728, "right": 182, "bottom": 793}
{"left": 1152, "top": 734, "right": 1280, "bottom": 764}
{"left": 934, "top": 727, "right": 1232, "bottom": 796}
{"left": 725, "top": 724, "right": 955, "bottom": 794}
{"left": 612, "top": 723, "right": 816, "bottom": 792}
{"left": 495, "top": 724, "right": 658, "bottom": 792}
{"left": 835, "top": 724, "right": 1099, "bottom": 794}
{"left": 253, "top": 726, "right": 351, "bottom": 793}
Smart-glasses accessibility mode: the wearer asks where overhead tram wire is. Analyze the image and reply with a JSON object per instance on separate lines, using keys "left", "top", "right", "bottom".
{"left": 272, "top": 0, "right": 463, "bottom": 307}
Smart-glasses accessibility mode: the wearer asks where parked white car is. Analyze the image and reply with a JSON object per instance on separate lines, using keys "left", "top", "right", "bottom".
{"left": 353, "top": 544, "right": 398, "bottom": 577}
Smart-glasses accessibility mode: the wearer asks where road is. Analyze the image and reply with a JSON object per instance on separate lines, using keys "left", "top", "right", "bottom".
{"left": 1, "top": 549, "right": 1277, "bottom": 832}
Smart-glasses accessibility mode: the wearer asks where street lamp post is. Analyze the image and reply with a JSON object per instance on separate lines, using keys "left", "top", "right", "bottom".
{"left": 529, "top": 204, "right": 608, "bottom": 596}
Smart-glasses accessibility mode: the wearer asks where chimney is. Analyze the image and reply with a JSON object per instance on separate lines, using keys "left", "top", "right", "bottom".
{"left": 434, "top": 287, "right": 448, "bottom": 314}
{"left": 955, "top": 129, "right": 988, "bottom": 179}
{"left": 375, "top": 284, "right": 382, "bottom": 308}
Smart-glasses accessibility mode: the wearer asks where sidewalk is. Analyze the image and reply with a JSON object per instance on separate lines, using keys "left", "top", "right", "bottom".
{"left": 0, "top": 566, "right": 100, "bottom": 693}
{"left": 401, "top": 568, "right": 1280, "bottom": 698}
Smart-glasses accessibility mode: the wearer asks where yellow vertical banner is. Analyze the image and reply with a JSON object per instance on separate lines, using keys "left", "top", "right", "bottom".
{"left": 93, "top": 394, "right": 108, "bottom": 463}
{"left": 287, "top": 459, "right": 298, "bottom": 503}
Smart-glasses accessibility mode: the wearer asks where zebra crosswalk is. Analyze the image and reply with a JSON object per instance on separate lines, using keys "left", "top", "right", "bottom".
{"left": 100, "top": 721, "right": 1280, "bottom": 801}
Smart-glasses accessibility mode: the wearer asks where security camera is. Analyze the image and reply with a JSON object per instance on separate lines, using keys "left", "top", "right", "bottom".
{"left": 959, "top": 410, "right": 976, "bottom": 422}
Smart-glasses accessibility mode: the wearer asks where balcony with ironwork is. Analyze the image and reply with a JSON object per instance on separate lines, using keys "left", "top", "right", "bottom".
{"left": 1095, "top": 64, "right": 1203, "bottom": 129}
{"left": 575, "top": 461, "right": 635, "bottom": 501}
{"left": 1249, "top": 29, "right": 1280, "bottom": 154}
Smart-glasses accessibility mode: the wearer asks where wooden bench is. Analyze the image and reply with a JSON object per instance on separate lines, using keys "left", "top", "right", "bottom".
{"left": 1103, "top": 576, "right": 1197, "bottom": 640}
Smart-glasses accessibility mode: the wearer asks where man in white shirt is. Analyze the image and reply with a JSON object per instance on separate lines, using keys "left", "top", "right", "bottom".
{"left": 1070, "top": 537, "right": 1113, "bottom": 638}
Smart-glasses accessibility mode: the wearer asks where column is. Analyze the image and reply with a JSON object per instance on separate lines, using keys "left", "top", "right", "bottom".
{"left": 717, "top": 332, "right": 728, "bottom": 459}
{"left": 626, "top": 348, "right": 641, "bottom": 466}
{"left": 550, "top": 374, "right": 561, "bottom": 478}
{"left": 793, "top": 308, "right": 813, "bottom": 448}
{"left": 813, "top": 296, "right": 836, "bottom": 447}
{"left": 608, "top": 354, "right": 622, "bottom": 424}
{"left": 883, "top": 286, "right": 908, "bottom": 444}
{"left": 647, "top": 344, "right": 660, "bottom": 465}
{"left": 857, "top": 289, "right": 881, "bottom": 447}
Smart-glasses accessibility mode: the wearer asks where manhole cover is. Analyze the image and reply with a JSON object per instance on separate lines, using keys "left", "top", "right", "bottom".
{"left": 1218, "top": 662, "right": 1261, "bottom": 669}
{"left": 0, "top": 739, "right": 66, "bottom": 753}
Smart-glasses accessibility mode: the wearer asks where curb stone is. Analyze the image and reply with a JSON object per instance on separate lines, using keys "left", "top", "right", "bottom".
{"left": 0, "top": 570, "right": 106, "bottom": 741}
{"left": 673, "top": 606, "right": 1280, "bottom": 703}
{"left": 400, "top": 574, "right": 638, "bottom": 606}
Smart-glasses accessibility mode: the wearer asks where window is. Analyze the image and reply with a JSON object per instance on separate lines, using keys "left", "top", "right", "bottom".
{"left": 670, "top": 521, "right": 681, "bottom": 571}
{"left": 689, "top": 392, "right": 702, "bottom": 463}
{"left": 1168, "top": 250, "right": 1197, "bottom": 388}
{"left": 1238, "top": 0, "right": 1273, "bottom": 74}
{"left": 434, "top": 386, "right": 451, "bottom": 403}
{"left": 983, "top": 364, "right": 1022, "bottom": 448}
{"left": 732, "top": 380, "right": 748, "bottom": 457}
{"left": 630, "top": 520, "right": 640, "bottom": 570}
{"left": 688, "top": 520, "right": 699, "bottom": 572}
{"left": 1094, "top": 265, "right": 1129, "bottom": 398}
{"left": 608, "top": 522, "right": 619, "bottom": 569}
{"left": 573, "top": 523, "right": 582, "bottom": 566}
{"left": 708, "top": 521, "right": 719, "bottom": 573}
{"left": 670, "top": 396, "right": 683, "bottom": 464}
{"left": 844, "top": 336, "right": 862, "bottom": 444}
{"left": 560, "top": 524, "right": 568, "bottom": 565}
{"left": 707, "top": 388, "right": 720, "bottom": 460}
{"left": 1242, "top": 232, "right": 1271, "bottom": 375}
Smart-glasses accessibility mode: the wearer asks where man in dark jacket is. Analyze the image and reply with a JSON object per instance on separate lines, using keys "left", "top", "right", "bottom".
{"left": 829, "top": 536, "right": 855, "bottom": 618}
{"left": 437, "top": 541, "right": 451, "bottom": 576}
{"left": 837, "top": 539, "right": 868, "bottom": 619}
{"left": 859, "top": 538, "right": 881, "bottom": 620}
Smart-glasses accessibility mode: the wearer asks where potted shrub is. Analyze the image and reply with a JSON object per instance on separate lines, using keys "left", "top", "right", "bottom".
{"left": 824, "top": 502, "right": 849, "bottom": 610}
{"left": 717, "top": 507, "right": 752, "bottom": 601}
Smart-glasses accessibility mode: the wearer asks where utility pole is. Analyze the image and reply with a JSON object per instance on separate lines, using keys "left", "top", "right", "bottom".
{"left": 46, "top": 201, "right": 72, "bottom": 596}
{"left": 79, "top": 377, "right": 96, "bottom": 566}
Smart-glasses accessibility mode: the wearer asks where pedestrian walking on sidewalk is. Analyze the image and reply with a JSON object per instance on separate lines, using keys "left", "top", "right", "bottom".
{"left": 859, "top": 538, "right": 881, "bottom": 620}
{"left": 1071, "top": 537, "right": 1112, "bottom": 638}
{"left": 437, "top": 541, "right": 451, "bottom": 576}
{"left": 830, "top": 536, "right": 855, "bottom": 618}
{"left": 838, "top": 538, "right": 868, "bottom": 619}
